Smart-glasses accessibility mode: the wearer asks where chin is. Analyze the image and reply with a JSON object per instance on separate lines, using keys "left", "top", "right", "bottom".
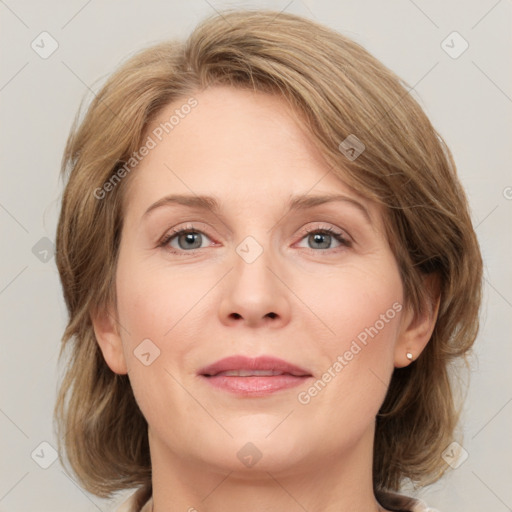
{"left": 190, "top": 431, "right": 311, "bottom": 474}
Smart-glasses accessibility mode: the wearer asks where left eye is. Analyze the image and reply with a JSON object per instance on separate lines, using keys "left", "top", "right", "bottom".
{"left": 296, "top": 228, "right": 350, "bottom": 250}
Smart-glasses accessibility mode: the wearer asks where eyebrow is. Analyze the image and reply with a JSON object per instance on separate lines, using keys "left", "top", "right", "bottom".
{"left": 142, "top": 193, "right": 372, "bottom": 224}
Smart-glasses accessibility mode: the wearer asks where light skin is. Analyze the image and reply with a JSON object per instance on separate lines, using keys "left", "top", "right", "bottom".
{"left": 93, "top": 86, "right": 439, "bottom": 512}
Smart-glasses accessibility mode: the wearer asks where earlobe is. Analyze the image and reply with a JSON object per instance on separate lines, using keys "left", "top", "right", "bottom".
{"left": 91, "top": 306, "right": 128, "bottom": 375}
{"left": 394, "top": 273, "right": 441, "bottom": 368}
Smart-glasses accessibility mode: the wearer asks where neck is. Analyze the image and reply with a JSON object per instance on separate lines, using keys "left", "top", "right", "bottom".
{"left": 148, "top": 423, "right": 385, "bottom": 512}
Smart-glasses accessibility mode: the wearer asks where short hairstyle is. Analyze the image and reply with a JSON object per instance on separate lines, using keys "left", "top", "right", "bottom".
{"left": 54, "top": 8, "right": 482, "bottom": 500}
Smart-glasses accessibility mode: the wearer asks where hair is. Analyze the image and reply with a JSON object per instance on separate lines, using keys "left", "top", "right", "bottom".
{"left": 54, "top": 8, "right": 482, "bottom": 502}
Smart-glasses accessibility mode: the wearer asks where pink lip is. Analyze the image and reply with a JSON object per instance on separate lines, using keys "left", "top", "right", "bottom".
{"left": 198, "top": 355, "right": 313, "bottom": 397}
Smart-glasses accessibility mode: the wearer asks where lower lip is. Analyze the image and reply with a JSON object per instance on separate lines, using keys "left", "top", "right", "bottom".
{"left": 200, "top": 374, "right": 312, "bottom": 396}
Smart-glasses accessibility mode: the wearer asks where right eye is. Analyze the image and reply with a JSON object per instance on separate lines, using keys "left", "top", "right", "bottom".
{"left": 160, "top": 225, "right": 214, "bottom": 254}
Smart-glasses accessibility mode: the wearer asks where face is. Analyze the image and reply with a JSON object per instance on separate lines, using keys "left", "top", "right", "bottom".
{"left": 96, "top": 85, "right": 420, "bottom": 477}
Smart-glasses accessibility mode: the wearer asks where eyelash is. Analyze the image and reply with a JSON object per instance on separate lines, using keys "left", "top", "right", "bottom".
{"left": 158, "top": 223, "right": 352, "bottom": 256}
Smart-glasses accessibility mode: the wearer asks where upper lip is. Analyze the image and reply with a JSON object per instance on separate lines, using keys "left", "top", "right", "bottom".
{"left": 198, "top": 355, "right": 312, "bottom": 377}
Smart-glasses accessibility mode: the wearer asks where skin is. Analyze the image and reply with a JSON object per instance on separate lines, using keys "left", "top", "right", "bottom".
{"left": 93, "top": 86, "right": 439, "bottom": 512}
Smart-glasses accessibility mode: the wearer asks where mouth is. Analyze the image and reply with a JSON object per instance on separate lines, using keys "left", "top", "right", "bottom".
{"left": 198, "top": 355, "right": 313, "bottom": 396}
{"left": 207, "top": 369, "right": 304, "bottom": 377}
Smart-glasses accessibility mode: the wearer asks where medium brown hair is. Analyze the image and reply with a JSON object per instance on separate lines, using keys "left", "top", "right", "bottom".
{"left": 54, "top": 8, "right": 482, "bottom": 500}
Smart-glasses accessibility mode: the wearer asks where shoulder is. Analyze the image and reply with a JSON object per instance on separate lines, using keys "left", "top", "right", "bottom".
{"left": 376, "top": 489, "right": 442, "bottom": 512}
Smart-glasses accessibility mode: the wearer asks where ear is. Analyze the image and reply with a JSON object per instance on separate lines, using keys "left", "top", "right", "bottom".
{"left": 394, "top": 273, "right": 441, "bottom": 368}
{"left": 91, "top": 305, "right": 128, "bottom": 375}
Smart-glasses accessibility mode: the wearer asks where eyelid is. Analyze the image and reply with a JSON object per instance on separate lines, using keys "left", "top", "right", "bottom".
{"left": 158, "top": 222, "right": 214, "bottom": 247}
{"left": 301, "top": 224, "right": 351, "bottom": 242}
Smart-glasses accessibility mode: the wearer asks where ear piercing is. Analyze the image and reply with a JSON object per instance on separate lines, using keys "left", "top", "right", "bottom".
{"left": 406, "top": 352, "right": 413, "bottom": 361}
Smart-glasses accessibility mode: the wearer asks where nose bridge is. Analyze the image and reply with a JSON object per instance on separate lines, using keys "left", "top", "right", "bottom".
{"left": 233, "top": 235, "right": 275, "bottom": 289}
{"left": 232, "top": 232, "right": 277, "bottom": 300}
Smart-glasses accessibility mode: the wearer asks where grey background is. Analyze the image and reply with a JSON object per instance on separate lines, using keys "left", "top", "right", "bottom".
{"left": 1, "top": 1, "right": 511, "bottom": 511}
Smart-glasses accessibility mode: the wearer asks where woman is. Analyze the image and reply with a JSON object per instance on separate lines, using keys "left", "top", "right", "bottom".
{"left": 54, "top": 9, "right": 482, "bottom": 512}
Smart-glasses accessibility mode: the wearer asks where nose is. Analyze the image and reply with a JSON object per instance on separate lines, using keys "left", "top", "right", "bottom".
{"left": 218, "top": 242, "right": 292, "bottom": 329}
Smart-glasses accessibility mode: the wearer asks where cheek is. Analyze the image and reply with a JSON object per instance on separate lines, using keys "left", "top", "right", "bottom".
{"left": 307, "top": 260, "right": 403, "bottom": 345}
{"left": 332, "top": 282, "right": 401, "bottom": 353}
{"left": 115, "top": 252, "right": 201, "bottom": 347}
{"left": 114, "top": 259, "right": 199, "bottom": 434}
{"left": 298, "top": 259, "right": 403, "bottom": 405}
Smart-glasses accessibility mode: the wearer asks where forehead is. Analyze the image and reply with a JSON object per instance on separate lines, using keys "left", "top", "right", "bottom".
{"left": 122, "top": 86, "right": 375, "bottom": 221}
{"left": 142, "top": 85, "right": 323, "bottom": 171}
